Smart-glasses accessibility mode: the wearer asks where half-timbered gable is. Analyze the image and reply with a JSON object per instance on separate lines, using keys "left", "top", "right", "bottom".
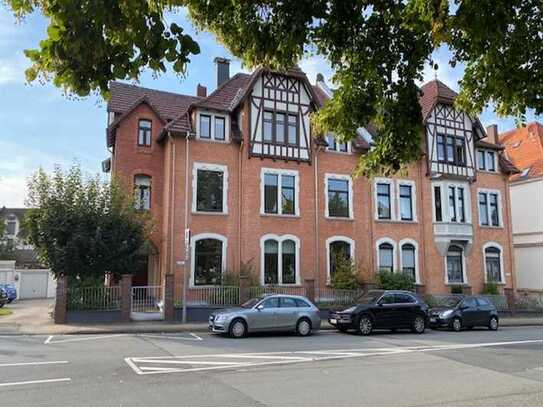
{"left": 248, "top": 71, "right": 314, "bottom": 162}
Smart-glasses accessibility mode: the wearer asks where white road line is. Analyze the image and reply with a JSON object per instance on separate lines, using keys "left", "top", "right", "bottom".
{"left": 45, "top": 334, "right": 129, "bottom": 344}
{"left": 125, "top": 338, "right": 543, "bottom": 376}
{"left": 0, "top": 360, "right": 68, "bottom": 368}
{"left": 0, "top": 378, "right": 71, "bottom": 388}
{"left": 138, "top": 334, "right": 201, "bottom": 341}
{"left": 44, "top": 336, "right": 53, "bottom": 344}
{"left": 190, "top": 333, "right": 203, "bottom": 341}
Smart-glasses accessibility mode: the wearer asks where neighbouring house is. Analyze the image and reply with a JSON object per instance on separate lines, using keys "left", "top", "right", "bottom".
{"left": 104, "top": 58, "right": 518, "bottom": 296}
{"left": 0, "top": 207, "right": 43, "bottom": 269}
{"left": 500, "top": 122, "right": 543, "bottom": 290}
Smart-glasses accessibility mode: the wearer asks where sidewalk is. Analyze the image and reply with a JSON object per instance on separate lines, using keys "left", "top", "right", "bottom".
{"left": 2, "top": 313, "right": 543, "bottom": 336}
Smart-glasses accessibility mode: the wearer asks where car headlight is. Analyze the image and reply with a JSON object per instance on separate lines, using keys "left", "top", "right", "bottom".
{"left": 214, "top": 314, "right": 227, "bottom": 323}
{"left": 342, "top": 306, "right": 356, "bottom": 313}
{"left": 439, "top": 310, "right": 454, "bottom": 319}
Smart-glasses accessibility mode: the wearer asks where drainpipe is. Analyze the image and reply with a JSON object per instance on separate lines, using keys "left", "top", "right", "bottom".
{"left": 314, "top": 146, "right": 320, "bottom": 290}
{"left": 238, "top": 139, "right": 244, "bottom": 271}
{"left": 182, "top": 132, "right": 191, "bottom": 323}
{"left": 503, "top": 175, "right": 516, "bottom": 292}
{"left": 417, "top": 160, "right": 427, "bottom": 291}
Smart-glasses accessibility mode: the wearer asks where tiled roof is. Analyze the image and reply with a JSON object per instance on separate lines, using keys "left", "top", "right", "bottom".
{"left": 194, "top": 73, "right": 253, "bottom": 111}
{"left": 476, "top": 139, "right": 505, "bottom": 151}
{"left": 312, "top": 85, "right": 329, "bottom": 108}
{"left": 0, "top": 207, "right": 27, "bottom": 219}
{"left": 419, "top": 79, "right": 458, "bottom": 121}
{"left": 500, "top": 122, "right": 543, "bottom": 181}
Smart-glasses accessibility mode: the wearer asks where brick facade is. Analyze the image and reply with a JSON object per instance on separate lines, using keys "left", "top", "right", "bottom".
{"left": 107, "top": 70, "right": 517, "bottom": 297}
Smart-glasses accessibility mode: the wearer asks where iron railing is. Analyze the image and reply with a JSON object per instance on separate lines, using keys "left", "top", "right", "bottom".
{"left": 132, "top": 285, "right": 163, "bottom": 313}
{"left": 315, "top": 287, "right": 361, "bottom": 307}
{"left": 248, "top": 286, "right": 307, "bottom": 298}
{"left": 66, "top": 286, "right": 121, "bottom": 311}
{"left": 185, "top": 286, "right": 240, "bottom": 306}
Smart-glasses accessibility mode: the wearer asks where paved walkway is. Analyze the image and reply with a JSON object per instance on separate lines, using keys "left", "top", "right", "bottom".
{"left": 1, "top": 300, "right": 543, "bottom": 335}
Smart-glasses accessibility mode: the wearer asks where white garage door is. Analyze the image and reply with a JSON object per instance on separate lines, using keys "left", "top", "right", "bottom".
{"left": 19, "top": 272, "right": 49, "bottom": 299}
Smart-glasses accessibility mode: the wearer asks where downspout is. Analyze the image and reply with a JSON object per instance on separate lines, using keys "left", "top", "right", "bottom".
{"left": 314, "top": 146, "right": 320, "bottom": 290}
{"left": 182, "top": 132, "right": 191, "bottom": 323}
{"left": 503, "top": 175, "right": 516, "bottom": 291}
{"left": 169, "top": 132, "right": 176, "bottom": 283}
{"left": 417, "top": 160, "right": 427, "bottom": 291}
{"left": 238, "top": 138, "right": 244, "bottom": 272}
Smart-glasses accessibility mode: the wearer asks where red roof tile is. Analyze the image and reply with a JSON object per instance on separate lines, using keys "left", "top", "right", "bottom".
{"left": 194, "top": 73, "right": 253, "bottom": 111}
{"left": 419, "top": 79, "right": 458, "bottom": 121}
{"left": 500, "top": 122, "right": 543, "bottom": 180}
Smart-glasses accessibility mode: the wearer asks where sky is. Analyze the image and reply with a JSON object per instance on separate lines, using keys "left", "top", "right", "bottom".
{"left": 0, "top": 6, "right": 541, "bottom": 208}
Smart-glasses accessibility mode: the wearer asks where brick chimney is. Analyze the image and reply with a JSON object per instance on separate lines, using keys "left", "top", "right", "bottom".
{"left": 196, "top": 83, "right": 207, "bottom": 97}
{"left": 486, "top": 124, "right": 499, "bottom": 144}
{"left": 214, "top": 57, "right": 230, "bottom": 88}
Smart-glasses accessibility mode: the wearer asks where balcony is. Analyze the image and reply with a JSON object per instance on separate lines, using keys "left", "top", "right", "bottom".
{"left": 433, "top": 222, "right": 474, "bottom": 256}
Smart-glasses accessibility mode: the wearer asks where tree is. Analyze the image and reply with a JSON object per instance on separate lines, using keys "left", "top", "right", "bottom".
{"left": 5, "top": 1, "right": 542, "bottom": 175}
{"left": 0, "top": 222, "right": 16, "bottom": 261}
{"left": 25, "top": 164, "right": 151, "bottom": 284}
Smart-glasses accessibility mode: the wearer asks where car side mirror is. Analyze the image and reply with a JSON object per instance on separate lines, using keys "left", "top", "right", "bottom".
{"left": 256, "top": 304, "right": 264, "bottom": 311}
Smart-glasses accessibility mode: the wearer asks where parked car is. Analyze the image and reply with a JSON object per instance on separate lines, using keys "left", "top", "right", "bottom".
{"left": 329, "top": 290, "right": 428, "bottom": 335}
{"left": 429, "top": 295, "right": 499, "bottom": 331}
{"left": 209, "top": 294, "right": 321, "bottom": 338}
{"left": 0, "top": 287, "right": 8, "bottom": 308}
{"left": 0, "top": 283, "right": 17, "bottom": 303}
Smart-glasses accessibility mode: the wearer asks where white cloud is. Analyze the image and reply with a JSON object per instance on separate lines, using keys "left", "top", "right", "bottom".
{"left": 0, "top": 52, "right": 28, "bottom": 85}
{"left": 299, "top": 55, "right": 333, "bottom": 85}
{"left": 0, "top": 174, "right": 28, "bottom": 207}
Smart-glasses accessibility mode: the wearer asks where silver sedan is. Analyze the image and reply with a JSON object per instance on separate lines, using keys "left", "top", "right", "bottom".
{"left": 209, "top": 294, "right": 322, "bottom": 338}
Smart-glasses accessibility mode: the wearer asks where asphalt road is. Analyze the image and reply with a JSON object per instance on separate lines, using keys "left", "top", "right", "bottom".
{"left": 2, "top": 326, "right": 543, "bottom": 406}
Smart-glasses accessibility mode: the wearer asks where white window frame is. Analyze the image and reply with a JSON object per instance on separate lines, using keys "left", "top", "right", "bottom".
{"left": 192, "top": 162, "right": 229, "bottom": 214}
{"left": 444, "top": 244, "right": 468, "bottom": 285}
{"left": 260, "top": 168, "right": 300, "bottom": 216}
{"left": 432, "top": 181, "right": 471, "bottom": 224}
{"left": 482, "top": 242, "right": 505, "bottom": 284}
{"left": 477, "top": 188, "right": 503, "bottom": 228}
{"left": 374, "top": 178, "right": 395, "bottom": 221}
{"left": 324, "top": 173, "right": 354, "bottom": 219}
{"left": 260, "top": 234, "right": 301, "bottom": 286}
{"left": 190, "top": 233, "right": 227, "bottom": 288}
{"left": 325, "top": 236, "right": 356, "bottom": 284}
{"left": 477, "top": 149, "right": 497, "bottom": 173}
{"left": 325, "top": 132, "right": 351, "bottom": 154}
{"left": 196, "top": 111, "right": 229, "bottom": 142}
{"left": 4, "top": 218, "right": 18, "bottom": 237}
{"left": 399, "top": 239, "right": 420, "bottom": 284}
{"left": 134, "top": 174, "right": 152, "bottom": 211}
{"left": 375, "top": 237, "right": 397, "bottom": 272}
{"left": 396, "top": 180, "right": 417, "bottom": 222}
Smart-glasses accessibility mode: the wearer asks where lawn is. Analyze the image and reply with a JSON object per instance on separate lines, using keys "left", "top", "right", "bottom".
{"left": 0, "top": 307, "right": 13, "bottom": 316}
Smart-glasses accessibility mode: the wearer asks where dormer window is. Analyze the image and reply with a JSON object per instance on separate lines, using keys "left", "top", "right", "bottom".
{"left": 477, "top": 149, "right": 496, "bottom": 172}
{"left": 138, "top": 120, "right": 152, "bottom": 146}
{"left": 326, "top": 133, "right": 348, "bottom": 153}
{"left": 198, "top": 112, "right": 228, "bottom": 142}
{"left": 437, "top": 133, "right": 466, "bottom": 166}
{"left": 199, "top": 114, "right": 211, "bottom": 139}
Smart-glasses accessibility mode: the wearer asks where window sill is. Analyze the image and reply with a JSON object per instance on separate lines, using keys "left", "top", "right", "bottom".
{"left": 325, "top": 216, "right": 354, "bottom": 222}
{"left": 375, "top": 219, "right": 418, "bottom": 224}
{"left": 325, "top": 150, "right": 352, "bottom": 155}
{"left": 260, "top": 213, "right": 301, "bottom": 219}
{"left": 192, "top": 211, "right": 228, "bottom": 216}
{"left": 478, "top": 170, "right": 498, "bottom": 174}
{"left": 196, "top": 137, "right": 230, "bottom": 144}
{"left": 485, "top": 281, "right": 506, "bottom": 286}
{"left": 445, "top": 283, "right": 470, "bottom": 287}
{"left": 262, "top": 284, "right": 303, "bottom": 287}
{"left": 136, "top": 147, "right": 152, "bottom": 154}
{"left": 479, "top": 225, "right": 503, "bottom": 229}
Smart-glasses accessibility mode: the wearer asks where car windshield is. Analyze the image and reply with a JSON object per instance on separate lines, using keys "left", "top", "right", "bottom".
{"left": 441, "top": 297, "right": 463, "bottom": 307}
{"left": 357, "top": 290, "right": 385, "bottom": 304}
{"left": 240, "top": 298, "right": 261, "bottom": 308}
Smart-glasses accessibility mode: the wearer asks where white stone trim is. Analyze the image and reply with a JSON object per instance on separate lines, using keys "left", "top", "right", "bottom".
{"left": 375, "top": 237, "right": 397, "bottom": 272}
{"left": 399, "top": 239, "right": 420, "bottom": 284}
{"left": 190, "top": 233, "right": 227, "bottom": 287}
{"left": 260, "top": 234, "right": 301, "bottom": 286}
{"left": 324, "top": 173, "right": 354, "bottom": 219}
{"left": 374, "top": 178, "right": 395, "bottom": 221}
{"left": 195, "top": 110, "right": 230, "bottom": 142}
{"left": 396, "top": 179, "right": 417, "bottom": 222}
{"left": 477, "top": 188, "right": 503, "bottom": 228}
{"left": 192, "top": 162, "right": 229, "bottom": 214}
{"left": 432, "top": 181, "right": 471, "bottom": 224}
{"left": 259, "top": 168, "right": 300, "bottom": 216}
{"left": 482, "top": 241, "right": 505, "bottom": 284}
{"left": 325, "top": 236, "right": 356, "bottom": 284}
{"left": 444, "top": 243, "right": 468, "bottom": 285}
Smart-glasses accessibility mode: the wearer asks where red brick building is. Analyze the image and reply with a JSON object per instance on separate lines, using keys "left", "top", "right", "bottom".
{"left": 105, "top": 59, "right": 518, "bottom": 296}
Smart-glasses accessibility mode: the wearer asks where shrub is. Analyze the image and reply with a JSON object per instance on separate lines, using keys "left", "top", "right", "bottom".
{"left": 450, "top": 285, "right": 463, "bottom": 294}
{"left": 376, "top": 271, "right": 414, "bottom": 291}
{"left": 330, "top": 254, "right": 361, "bottom": 289}
{"left": 482, "top": 282, "right": 499, "bottom": 295}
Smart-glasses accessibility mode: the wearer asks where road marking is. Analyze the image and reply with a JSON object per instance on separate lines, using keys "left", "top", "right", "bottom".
{"left": 44, "top": 334, "right": 130, "bottom": 344}
{"left": 44, "top": 336, "right": 53, "bottom": 344}
{"left": 125, "top": 338, "right": 543, "bottom": 376}
{"left": 0, "top": 378, "right": 71, "bottom": 388}
{"left": 0, "top": 360, "right": 68, "bottom": 368}
{"left": 44, "top": 332, "right": 203, "bottom": 344}
{"left": 139, "top": 333, "right": 202, "bottom": 341}
{"left": 190, "top": 333, "right": 203, "bottom": 341}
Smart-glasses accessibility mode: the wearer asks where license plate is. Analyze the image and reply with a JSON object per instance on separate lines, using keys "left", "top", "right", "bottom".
{"left": 330, "top": 318, "right": 337, "bottom": 324}
{"left": 430, "top": 317, "right": 437, "bottom": 323}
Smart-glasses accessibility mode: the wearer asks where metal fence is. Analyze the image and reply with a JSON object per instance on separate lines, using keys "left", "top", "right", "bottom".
{"left": 185, "top": 286, "right": 240, "bottom": 306}
{"left": 248, "top": 286, "right": 307, "bottom": 298}
{"left": 315, "top": 287, "right": 361, "bottom": 307}
{"left": 424, "top": 294, "right": 511, "bottom": 312}
{"left": 515, "top": 291, "right": 543, "bottom": 312}
{"left": 132, "top": 285, "right": 163, "bottom": 313}
{"left": 66, "top": 286, "right": 121, "bottom": 311}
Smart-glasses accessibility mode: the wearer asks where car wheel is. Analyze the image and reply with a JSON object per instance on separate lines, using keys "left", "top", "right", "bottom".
{"left": 296, "top": 318, "right": 312, "bottom": 337}
{"left": 451, "top": 317, "right": 462, "bottom": 332}
{"left": 229, "top": 319, "right": 247, "bottom": 338}
{"left": 488, "top": 316, "right": 499, "bottom": 331}
{"left": 357, "top": 315, "right": 373, "bottom": 336}
{"left": 411, "top": 316, "right": 426, "bottom": 334}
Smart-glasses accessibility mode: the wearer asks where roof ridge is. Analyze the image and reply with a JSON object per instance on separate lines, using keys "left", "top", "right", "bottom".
{"left": 110, "top": 81, "right": 202, "bottom": 100}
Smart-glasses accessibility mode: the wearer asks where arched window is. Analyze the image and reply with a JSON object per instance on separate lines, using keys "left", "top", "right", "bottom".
{"left": 134, "top": 175, "right": 151, "bottom": 210}
{"left": 326, "top": 237, "right": 354, "bottom": 283}
{"left": 446, "top": 245, "right": 464, "bottom": 283}
{"left": 378, "top": 242, "right": 394, "bottom": 272}
{"left": 192, "top": 235, "right": 226, "bottom": 286}
{"left": 485, "top": 246, "right": 502, "bottom": 283}
{"left": 401, "top": 243, "right": 416, "bottom": 282}
{"left": 261, "top": 235, "right": 299, "bottom": 285}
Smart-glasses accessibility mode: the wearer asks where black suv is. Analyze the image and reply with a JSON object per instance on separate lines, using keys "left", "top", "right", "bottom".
{"left": 329, "top": 290, "right": 429, "bottom": 335}
{"left": 0, "top": 287, "right": 8, "bottom": 308}
{"left": 429, "top": 295, "right": 499, "bottom": 331}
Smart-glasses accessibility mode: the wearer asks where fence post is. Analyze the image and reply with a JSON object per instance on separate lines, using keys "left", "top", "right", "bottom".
{"left": 120, "top": 274, "right": 132, "bottom": 322}
{"left": 504, "top": 287, "right": 516, "bottom": 316}
{"left": 164, "top": 273, "right": 175, "bottom": 322}
{"left": 239, "top": 274, "right": 249, "bottom": 304}
{"left": 54, "top": 275, "right": 67, "bottom": 324}
{"left": 304, "top": 279, "right": 315, "bottom": 303}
